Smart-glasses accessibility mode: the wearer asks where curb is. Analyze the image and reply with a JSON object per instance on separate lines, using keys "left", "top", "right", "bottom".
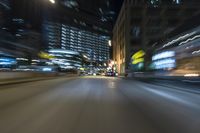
{"left": 0, "top": 75, "right": 78, "bottom": 86}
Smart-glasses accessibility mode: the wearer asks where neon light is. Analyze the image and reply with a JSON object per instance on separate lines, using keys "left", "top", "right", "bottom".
{"left": 179, "top": 35, "right": 200, "bottom": 46}
{"left": 132, "top": 58, "right": 144, "bottom": 65}
{"left": 132, "top": 50, "right": 145, "bottom": 59}
{"left": 192, "top": 49, "right": 200, "bottom": 54}
{"left": 162, "top": 32, "right": 196, "bottom": 48}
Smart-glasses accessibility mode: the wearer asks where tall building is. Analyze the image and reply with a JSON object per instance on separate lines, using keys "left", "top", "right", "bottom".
{"left": 43, "top": 21, "right": 61, "bottom": 49}
{"left": 112, "top": 0, "right": 200, "bottom": 74}
{"left": 0, "top": 0, "right": 10, "bottom": 28}
{"left": 151, "top": 15, "right": 200, "bottom": 76}
{"left": 43, "top": 20, "right": 110, "bottom": 63}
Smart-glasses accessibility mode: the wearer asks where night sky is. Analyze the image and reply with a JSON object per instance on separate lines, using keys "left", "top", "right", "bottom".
{"left": 114, "top": 0, "right": 123, "bottom": 16}
{"left": 11, "top": 0, "right": 124, "bottom": 31}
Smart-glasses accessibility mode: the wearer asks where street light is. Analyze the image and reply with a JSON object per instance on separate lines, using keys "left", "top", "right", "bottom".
{"left": 108, "top": 40, "right": 112, "bottom": 47}
{"left": 49, "top": 0, "right": 55, "bottom": 4}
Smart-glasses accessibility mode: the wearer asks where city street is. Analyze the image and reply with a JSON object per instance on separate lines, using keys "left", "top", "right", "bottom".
{"left": 0, "top": 76, "right": 200, "bottom": 133}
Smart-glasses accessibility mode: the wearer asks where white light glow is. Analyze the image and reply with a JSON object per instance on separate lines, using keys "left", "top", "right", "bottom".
{"left": 49, "top": 49, "right": 79, "bottom": 55}
{"left": 16, "top": 58, "right": 28, "bottom": 61}
{"left": 162, "top": 32, "right": 196, "bottom": 48}
{"left": 192, "top": 49, "right": 200, "bottom": 55}
{"left": 0, "top": 62, "right": 12, "bottom": 65}
{"left": 152, "top": 51, "right": 175, "bottom": 61}
{"left": 154, "top": 58, "right": 175, "bottom": 66}
{"left": 108, "top": 40, "right": 112, "bottom": 46}
{"left": 184, "top": 74, "right": 199, "bottom": 77}
{"left": 153, "top": 58, "right": 176, "bottom": 70}
{"left": 32, "top": 60, "right": 40, "bottom": 62}
{"left": 49, "top": 0, "right": 55, "bottom": 4}
{"left": 42, "top": 68, "right": 52, "bottom": 72}
{"left": 179, "top": 35, "right": 200, "bottom": 46}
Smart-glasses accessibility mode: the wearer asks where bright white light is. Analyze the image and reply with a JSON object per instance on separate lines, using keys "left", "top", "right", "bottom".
{"left": 49, "top": 49, "right": 79, "bottom": 55}
{"left": 154, "top": 58, "right": 175, "bottom": 66}
{"left": 111, "top": 61, "right": 115, "bottom": 65}
{"left": 192, "top": 49, "right": 200, "bottom": 55}
{"left": 176, "top": 0, "right": 180, "bottom": 4}
{"left": 32, "top": 60, "right": 40, "bottom": 62}
{"left": 83, "top": 55, "right": 88, "bottom": 59}
{"left": 184, "top": 74, "right": 199, "bottom": 77}
{"left": 179, "top": 35, "right": 200, "bottom": 46}
{"left": 93, "top": 73, "right": 96, "bottom": 76}
{"left": 0, "top": 62, "right": 12, "bottom": 65}
{"left": 16, "top": 58, "right": 28, "bottom": 61}
{"left": 49, "top": 0, "right": 55, "bottom": 4}
{"left": 42, "top": 68, "right": 52, "bottom": 72}
{"left": 152, "top": 51, "right": 175, "bottom": 61}
{"left": 162, "top": 32, "right": 196, "bottom": 48}
{"left": 153, "top": 58, "right": 176, "bottom": 70}
{"left": 108, "top": 40, "right": 112, "bottom": 46}
{"left": 154, "top": 63, "right": 175, "bottom": 70}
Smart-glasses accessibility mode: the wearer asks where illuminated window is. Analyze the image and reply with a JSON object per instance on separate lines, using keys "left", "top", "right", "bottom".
{"left": 148, "top": 0, "right": 161, "bottom": 7}
{"left": 173, "top": 0, "right": 181, "bottom": 4}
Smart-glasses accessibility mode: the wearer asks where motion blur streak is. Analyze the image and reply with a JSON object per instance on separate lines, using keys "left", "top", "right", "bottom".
{"left": 141, "top": 85, "right": 199, "bottom": 108}
{"left": 0, "top": 76, "right": 200, "bottom": 133}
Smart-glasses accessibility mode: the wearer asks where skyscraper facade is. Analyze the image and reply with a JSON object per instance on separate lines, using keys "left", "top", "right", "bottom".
{"left": 43, "top": 20, "right": 110, "bottom": 63}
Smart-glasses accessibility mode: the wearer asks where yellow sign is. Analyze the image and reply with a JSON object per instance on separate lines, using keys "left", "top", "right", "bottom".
{"left": 131, "top": 50, "right": 145, "bottom": 64}
{"left": 38, "top": 52, "right": 55, "bottom": 59}
{"left": 132, "top": 50, "right": 145, "bottom": 59}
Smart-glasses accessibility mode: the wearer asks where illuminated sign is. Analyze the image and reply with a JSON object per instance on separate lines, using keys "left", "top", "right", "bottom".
{"left": 131, "top": 50, "right": 145, "bottom": 65}
{"left": 152, "top": 51, "right": 175, "bottom": 61}
{"left": 132, "top": 50, "right": 145, "bottom": 59}
{"left": 38, "top": 52, "right": 55, "bottom": 59}
{"left": 152, "top": 51, "right": 176, "bottom": 70}
{"left": 132, "top": 58, "right": 144, "bottom": 65}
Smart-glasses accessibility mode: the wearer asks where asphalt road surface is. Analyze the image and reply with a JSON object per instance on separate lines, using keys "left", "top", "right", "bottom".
{"left": 0, "top": 76, "right": 200, "bottom": 133}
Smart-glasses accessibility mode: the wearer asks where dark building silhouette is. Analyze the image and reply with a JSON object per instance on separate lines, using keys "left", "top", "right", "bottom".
{"left": 112, "top": 0, "right": 200, "bottom": 74}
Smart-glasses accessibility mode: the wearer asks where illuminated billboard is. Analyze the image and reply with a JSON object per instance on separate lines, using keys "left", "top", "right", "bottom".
{"left": 130, "top": 50, "right": 145, "bottom": 71}
{"left": 152, "top": 51, "right": 176, "bottom": 70}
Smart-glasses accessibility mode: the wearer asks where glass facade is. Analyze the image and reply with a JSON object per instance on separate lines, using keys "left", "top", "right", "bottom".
{"left": 43, "top": 21, "right": 61, "bottom": 50}
{"left": 48, "top": 49, "right": 83, "bottom": 70}
{"left": 43, "top": 21, "right": 110, "bottom": 62}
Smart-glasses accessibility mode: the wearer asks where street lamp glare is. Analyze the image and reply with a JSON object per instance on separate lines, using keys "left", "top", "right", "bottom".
{"left": 108, "top": 40, "right": 112, "bottom": 47}
{"left": 49, "top": 0, "right": 55, "bottom": 4}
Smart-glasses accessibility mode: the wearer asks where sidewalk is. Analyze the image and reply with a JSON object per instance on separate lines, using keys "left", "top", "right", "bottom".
{"left": 0, "top": 74, "right": 78, "bottom": 86}
{"left": 0, "top": 77, "right": 57, "bottom": 86}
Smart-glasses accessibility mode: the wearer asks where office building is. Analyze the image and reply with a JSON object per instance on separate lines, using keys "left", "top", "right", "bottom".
{"left": 43, "top": 20, "right": 110, "bottom": 63}
{"left": 43, "top": 21, "right": 61, "bottom": 50}
{"left": 48, "top": 49, "right": 84, "bottom": 70}
{"left": 112, "top": 0, "right": 200, "bottom": 74}
{"left": 152, "top": 14, "right": 200, "bottom": 74}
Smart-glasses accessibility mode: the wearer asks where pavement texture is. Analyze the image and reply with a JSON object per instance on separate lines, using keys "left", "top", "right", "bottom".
{"left": 0, "top": 76, "right": 200, "bottom": 133}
